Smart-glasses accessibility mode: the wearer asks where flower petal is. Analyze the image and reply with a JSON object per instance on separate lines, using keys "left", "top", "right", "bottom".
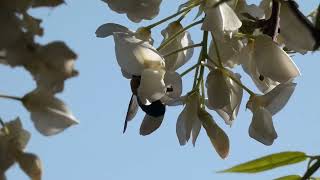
{"left": 138, "top": 68, "right": 166, "bottom": 102}
{"left": 254, "top": 35, "right": 301, "bottom": 83}
{"left": 206, "top": 69, "right": 231, "bottom": 109}
{"left": 159, "top": 22, "right": 194, "bottom": 71}
{"left": 176, "top": 93, "right": 200, "bottom": 145}
{"left": 198, "top": 109, "right": 229, "bottom": 159}
{"left": 95, "top": 23, "right": 131, "bottom": 38}
{"left": 249, "top": 106, "right": 277, "bottom": 146}
{"left": 208, "top": 37, "right": 243, "bottom": 68}
{"left": 22, "top": 90, "right": 79, "bottom": 136}
{"left": 263, "top": 82, "right": 297, "bottom": 115}
{"left": 140, "top": 114, "right": 164, "bottom": 136}
{"left": 102, "top": 0, "right": 162, "bottom": 23}
{"left": 280, "top": 0, "right": 316, "bottom": 53}
{"left": 113, "top": 32, "right": 164, "bottom": 76}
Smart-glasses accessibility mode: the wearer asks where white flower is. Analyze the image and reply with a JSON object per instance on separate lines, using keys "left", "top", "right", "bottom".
{"left": 138, "top": 68, "right": 166, "bottom": 103}
{"left": 0, "top": 118, "right": 30, "bottom": 177}
{"left": 202, "top": 0, "right": 242, "bottom": 39}
{"left": 279, "top": 0, "right": 317, "bottom": 53}
{"left": 240, "top": 35, "right": 300, "bottom": 93}
{"left": 30, "top": 41, "right": 78, "bottom": 93}
{"left": 208, "top": 37, "right": 243, "bottom": 68}
{"left": 198, "top": 108, "right": 229, "bottom": 159}
{"left": 101, "top": 0, "right": 162, "bottom": 23}
{"left": 113, "top": 32, "right": 165, "bottom": 76}
{"left": 159, "top": 22, "right": 194, "bottom": 71}
{"left": 247, "top": 82, "right": 297, "bottom": 145}
{"left": 206, "top": 72, "right": 243, "bottom": 125}
{"left": 176, "top": 93, "right": 201, "bottom": 146}
{"left": 260, "top": 0, "right": 317, "bottom": 53}
{"left": 96, "top": 23, "right": 153, "bottom": 43}
{"left": 22, "top": 89, "right": 79, "bottom": 136}
{"left": 206, "top": 69, "right": 231, "bottom": 109}
{"left": 160, "top": 71, "right": 183, "bottom": 105}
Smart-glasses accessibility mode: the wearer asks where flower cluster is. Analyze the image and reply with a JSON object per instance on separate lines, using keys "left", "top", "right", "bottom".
{"left": 0, "top": 1, "right": 79, "bottom": 178}
{"left": 98, "top": 0, "right": 320, "bottom": 158}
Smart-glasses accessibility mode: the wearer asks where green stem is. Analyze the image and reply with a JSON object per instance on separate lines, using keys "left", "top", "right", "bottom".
{"left": 0, "top": 94, "right": 22, "bottom": 101}
{"left": 180, "top": 63, "right": 201, "bottom": 77}
{"left": 176, "top": 9, "right": 191, "bottom": 22}
{"left": 163, "top": 43, "right": 202, "bottom": 58}
{"left": 211, "top": 33, "right": 224, "bottom": 67}
{"left": 302, "top": 160, "right": 320, "bottom": 180}
{"left": 145, "top": 1, "right": 202, "bottom": 29}
{"left": 157, "top": 19, "right": 204, "bottom": 51}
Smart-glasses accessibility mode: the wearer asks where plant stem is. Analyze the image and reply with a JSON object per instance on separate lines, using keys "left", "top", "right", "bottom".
{"left": 211, "top": 33, "right": 224, "bottom": 67}
{"left": 145, "top": 1, "right": 202, "bottom": 29}
{"left": 302, "top": 160, "right": 320, "bottom": 180}
{"left": 163, "top": 43, "right": 202, "bottom": 58}
{"left": 0, "top": 94, "right": 22, "bottom": 101}
{"left": 157, "top": 19, "right": 204, "bottom": 51}
{"left": 180, "top": 63, "right": 200, "bottom": 77}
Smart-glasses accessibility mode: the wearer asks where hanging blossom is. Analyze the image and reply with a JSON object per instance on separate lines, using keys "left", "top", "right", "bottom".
{"left": 0, "top": 118, "right": 42, "bottom": 180}
{"left": 176, "top": 92, "right": 230, "bottom": 159}
{"left": 260, "top": 0, "right": 318, "bottom": 53}
{"left": 202, "top": 0, "right": 242, "bottom": 39}
{"left": 101, "top": 0, "right": 162, "bottom": 23}
{"left": 246, "top": 81, "right": 297, "bottom": 145}
{"left": 206, "top": 69, "right": 243, "bottom": 125}
{"left": 240, "top": 34, "right": 300, "bottom": 93}
{"left": 22, "top": 89, "right": 79, "bottom": 136}
{"left": 208, "top": 37, "right": 243, "bottom": 69}
{"left": 159, "top": 22, "right": 194, "bottom": 71}
{"left": 158, "top": 21, "right": 194, "bottom": 105}
{"left": 96, "top": 23, "right": 171, "bottom": 135}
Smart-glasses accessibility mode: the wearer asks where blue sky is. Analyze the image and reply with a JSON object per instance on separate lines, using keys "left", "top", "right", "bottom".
{"left": 1, "top": 0, "right": 320, "bottom": 179}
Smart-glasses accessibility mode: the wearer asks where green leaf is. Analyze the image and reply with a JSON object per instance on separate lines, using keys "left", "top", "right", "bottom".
{"left": 274, "top": 175, "right": 301, "bottom": 180}
{"left": 220, "top": 151, "right": 308, "bottom": 173}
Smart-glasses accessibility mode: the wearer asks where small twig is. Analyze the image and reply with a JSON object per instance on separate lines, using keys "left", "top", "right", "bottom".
{"left": 302, "top": 160, "right": 320, "bottom": 180}
{"left": 163, "top": 43, "right": 202, "bottom": 58}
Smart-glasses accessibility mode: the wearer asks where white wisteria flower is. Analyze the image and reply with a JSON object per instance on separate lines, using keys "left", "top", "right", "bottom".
{"left": 208, "top": 37, "right": 243, "bottom": 68}
{"left": 160, "top": 71, "right": 183, "bottom": 105}
{"left": 101, "top": 0, "right": 162, "bottom": 23}
{"left": 96, "top": 23, "right": 169, "bottom": 103}
{"left": 206, "top": 72, "right": 243, "bottom": 126}
{"left": 240, "top": 35, "right": 300, "bottom": 93}
{"left": 0, "top": 118, "right": 30, "bottom": 178}
{"left": 22, "top": 89, "right": 79, "bottom": 136}
{"left": 176, "top": 93, "right": 201, "bottom": 146}
{"left": 113, "top": 32, "right": 165, "bottom": 76}
{"left": 198, "top": 108, "right": 229, "bottom": 159}
{"left": 279, "top": 0, "right": 317, "bottom": 53}
{"left": 96, "top": 23, "right": 153, "bottom": 43}
{"left": 246, "top": 82, "right": 297, "bottom": 145}
{"left": 206, "top": 69, "right": 231, "bottom": 109}
{"left": 30, "top": 41, "right": 78, "bottom": 93}
{"left": 138, "top": 68, "right": 166, "bottom": 103}
{"left": 260, "top": 0, "right": 317, "bottom": 53}
{"left": 159, "top": 22, "right": 194, "bottom": 71}
{"left": 202, "top": 0, "right": 242, "bottom": 39}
